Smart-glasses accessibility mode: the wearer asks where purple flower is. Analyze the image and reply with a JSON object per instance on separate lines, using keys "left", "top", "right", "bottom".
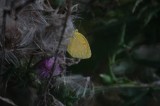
{"left": 36, "top": 57, "right": 62, "bottom": 78}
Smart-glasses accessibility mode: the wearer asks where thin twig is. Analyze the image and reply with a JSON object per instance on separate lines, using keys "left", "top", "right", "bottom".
{"left": 43, "top": 0, "right": 72, "bottom": 105}
{"left": 0, "top": 96, "right": 17, "bottom": 106}
{"left": 0, "top": 0, "right": 8, "bottom": 73}
{"left": 94, "top": 83, "right": 160, "bottom": 94}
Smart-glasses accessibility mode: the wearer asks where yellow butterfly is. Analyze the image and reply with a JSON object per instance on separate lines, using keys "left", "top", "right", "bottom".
{"left": 67, "top": 30, "right": 91, "bottom": 59}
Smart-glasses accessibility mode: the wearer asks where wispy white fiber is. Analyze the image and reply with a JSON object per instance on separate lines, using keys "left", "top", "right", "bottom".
{"left": 0, "top": 0, "right": 76, "bottom": 66}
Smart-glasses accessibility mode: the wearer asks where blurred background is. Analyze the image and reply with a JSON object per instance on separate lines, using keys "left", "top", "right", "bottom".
{"left": 67, "top": 0, "right": 160, "bottom": 106}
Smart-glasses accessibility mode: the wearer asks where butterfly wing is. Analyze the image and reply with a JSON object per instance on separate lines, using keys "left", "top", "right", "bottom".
{"left": 67, "top": 30, "right": 91, "bottom": 59}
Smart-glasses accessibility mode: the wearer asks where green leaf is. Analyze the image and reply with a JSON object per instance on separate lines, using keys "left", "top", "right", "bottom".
{"left": 100, "top": 74, "right": 113, "bottom": 84}
{"left": 132, "top": 0, "right": 143, "bottom": 13}
{"left": 119, "top": 24, "right": 126, "bottom": 46}
{"left": 144, "top": 8, "right": 160, "bottom": 26}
